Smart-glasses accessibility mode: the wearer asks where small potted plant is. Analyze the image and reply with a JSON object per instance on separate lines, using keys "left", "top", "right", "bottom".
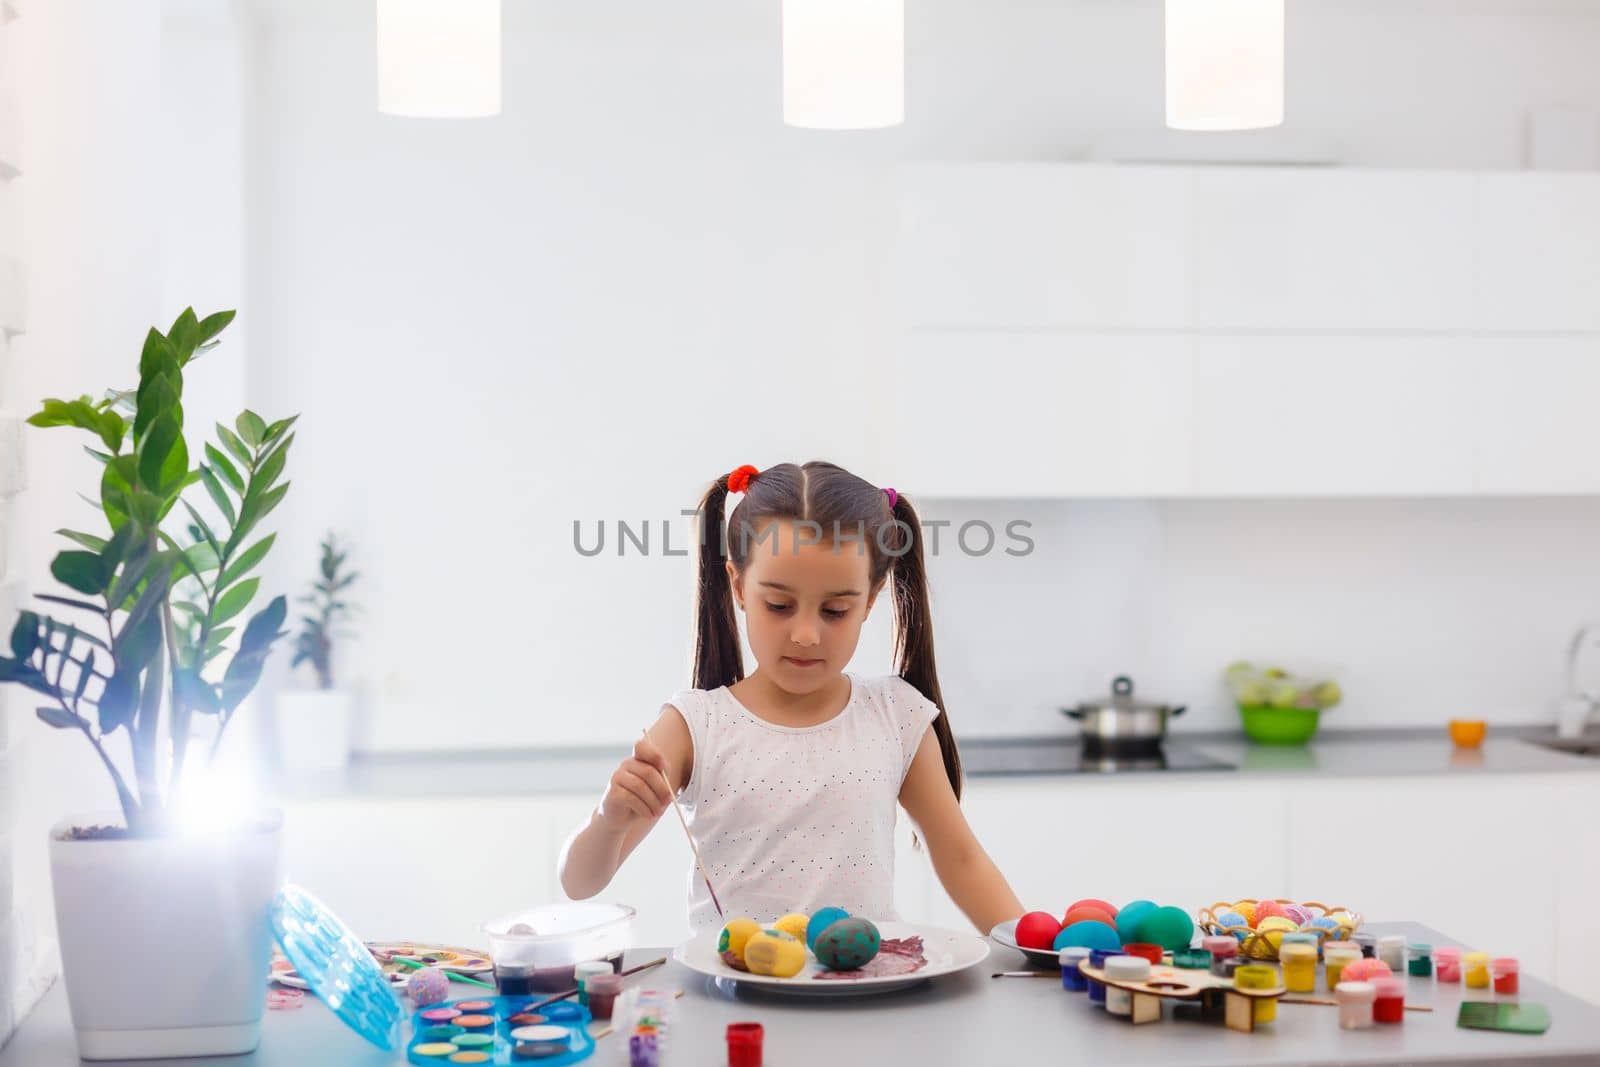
{"left": 274, "top": 532, "right": 359, "bottom": 773}
{"left": 0, "top": 309, "right": 296, "bottom": 1059}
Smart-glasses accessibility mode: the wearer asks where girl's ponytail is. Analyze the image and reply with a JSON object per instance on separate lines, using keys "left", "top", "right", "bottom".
{"left": 692, "top": 474, "right": 745, "bottom": 691}
{"left": 888, "top": 493, "right": 963, "bottom": 803}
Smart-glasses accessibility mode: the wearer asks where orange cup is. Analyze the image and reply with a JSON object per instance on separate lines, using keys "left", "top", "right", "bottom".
{"left": 1448, "top": 719, "right": 1487, "bottom": 748}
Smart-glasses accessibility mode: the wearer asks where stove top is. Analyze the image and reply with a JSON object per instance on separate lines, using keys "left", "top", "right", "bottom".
{"left": 963, "top": 736, "right": 1237, "bottom": 776}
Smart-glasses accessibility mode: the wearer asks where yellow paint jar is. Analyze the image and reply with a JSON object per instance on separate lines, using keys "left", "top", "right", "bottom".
{"left": 1324, "top": 947, "right": 1361, "bottom": 992}
{"left": 1280, "top": 943, "right": 1318, "bottom": 993}
{"left": 1463, "top": 951, "right": 1491, "bottom": 989}
{"left": 1234, "top": 963, "right": 1280, "bottom": 1025}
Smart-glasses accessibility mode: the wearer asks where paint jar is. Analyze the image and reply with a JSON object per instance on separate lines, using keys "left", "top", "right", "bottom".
{"left": 1203, "top": 935, "right": 1238, "bottom": 966}
{"left": 1372, "top": 977, "right": 1405, "bottom": 1024}
{"left": 1408, "top": 943, "right": 1433, "bottom": 978}
{"left": 1492, "top": 957, "right": 1520, "bottom": 996}
{"left": 1354, "top": 933, "right": 1377, "bottom": 959}
{"left": 1280, "top": 943, "right": 1318, "bottom": 993}
{"left": 1103, "top": 956, "right": 1152, "bottom": 1017}
{"left": 510, "top": 1024, "right": 571, "bottom": 1057}
{"left": 1215, "top": 957, "right": 1245, "bottom": 980}
{"left": 1087, "top": 949, "right": 1116, "bottom": 1005}
{"left": 1173, "top": 949, "right": 1212, "bottom": 970}
{"left": 1282, "top": 932, "right": 1319, "bottom": 952}
{"left": 1234, "top": 964, "right": 1279, "bottom": 1025}
{"left": 1377, "top": 935, "right": 1406, "bottom": 973}
{"left": 1059, "top": 947, "right": 1090, "bottom": 993}
{"left": 727, "top": 1022, "right": 764, "bottom": 1067}
{"left": 1324, "top": 948, "right": 1361, "bottom": 992}
{"left": 574, "top": 961, "right": 612, "bottom": 1008}
{"left": 1336, "top": 980, "right": 1377, "bottom": 1030}
{"left": 1122, "top": 943, "right": 1164, "bottom": 966}
{"left": 1436, "top": 946, "right": 1462, "bottom": 983}
{"left": 1463, "top": 951, "right": 1491, "bottom": 990}
{"left": 586, "top": 973, "right": 623, "bottom": 1021}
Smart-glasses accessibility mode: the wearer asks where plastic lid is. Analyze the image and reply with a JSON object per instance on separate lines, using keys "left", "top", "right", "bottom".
{"left": 1233, "top": 964, "right": 1279, "bottom": 990}
{"left": 1325, "top": 947, "right": 1362, "bottom": 962}
{"left": 587, "top": 973, "right": 624, "bottom": 994}
{"left": 1335, "top": 980, "right": 1376, "bottom": 1002}
{"left": 1377, "top": 935, "right": 1405, "bottom": 947}
{"left": 269, "top": 884, "right": 403, "bottom": 1051}
{"left": 1408, "top": 943, "right": 1432, "bottom": 955}
{"left": 1463, "top": 951, "right": 1490, "bottom": 964}
{"left": 1492, "top": 957, "right": 1519, "bottom": 971}
{"left": 1105, "top": 956, "right": 1152, "bottom": 981}
{"left": 1201, "top": 936, "right": 1237, "bottom": 953}
{"left": 1280, "top": 943, "right": 1317, "bottom": 960}
{"left": 1435, "top": 946, "right": 1462, "bottom": 959}
{"left": 1058, "top": 947, "right": 1090, "bottom": 964}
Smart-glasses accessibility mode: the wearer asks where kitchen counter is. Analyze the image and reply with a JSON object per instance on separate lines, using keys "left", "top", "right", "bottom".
{"left": 276, "top": 726, "right": 1600, "bottom": 801}
{"left": 6, "top": 923, "right": 1600, "bottom": 1066}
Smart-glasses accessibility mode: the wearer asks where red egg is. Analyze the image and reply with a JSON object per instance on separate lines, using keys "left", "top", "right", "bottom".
{"left": 1015, "top": 911, "right": 1063, "bottom": 951}
{"left": 1061, "top": 906, "right": 1117, "bottom": 930}
{"left": 1067, "top": 898, "right": 1118, "bottom": 918}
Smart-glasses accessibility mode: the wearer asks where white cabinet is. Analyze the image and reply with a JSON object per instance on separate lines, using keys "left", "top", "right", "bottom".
{"left": 1475, "top": 174, "right": 1600, "bottom": 331}
{"left": 1469, "top": 336, "right": 1600, "bottom": 494}
{"left": 1188, "top": 337, "right": 1477, "bottom": 496}
{"left": 890, "top": 332, "right": 1193, "bottom": 497}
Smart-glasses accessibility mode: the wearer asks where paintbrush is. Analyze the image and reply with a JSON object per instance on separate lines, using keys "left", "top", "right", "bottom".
{"left": 524, "top": 956, "right": 669, "bottom": 1013}
{"left": 642, "top": 729, "right": 724, "bottom": 921}
{"left": 992, "top": 971, "right": 1059, "bottom": 979}
{"left": 389, "top": 955, "right": 497, "bottom": 989}
{"left": 1281, "top": 996, "right": 1433, "bottom": 1013}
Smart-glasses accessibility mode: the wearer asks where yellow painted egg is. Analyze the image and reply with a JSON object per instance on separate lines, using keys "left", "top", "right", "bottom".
{"left": 1251, "top": 916, "right": 1299, "bottom": 957}
{"left": 774, "top": 913, "right": 810, "bottom": 943}
{"left": 718, "top": 918, "right": 762, "bottom": 969}
{"left": 744, "top": 930, "right": 807, "bottom": 978}
{"left": 1231, "top": 901, "right": 1259, "bottom": 927}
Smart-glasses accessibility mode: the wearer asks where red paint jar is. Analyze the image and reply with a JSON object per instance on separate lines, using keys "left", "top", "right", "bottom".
{"left": 1122, "top": 943, "right": 1164, "bottom": 966}
{"left": 727, "top": 1022, "right": 764, "bottom": 1067}
{"left": 1372, "top": 978, "right": 1405, "bottom": 1024}
{"left": 1492, "top": 957, "right": 1520, "bottom": 996}
{"left": 585, "top": 973, "right": 623, "bottom": 1021}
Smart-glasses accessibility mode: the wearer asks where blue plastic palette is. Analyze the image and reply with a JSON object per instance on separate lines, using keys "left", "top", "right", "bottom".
{"left": 406, "top": 996, "right": 596, "bottom": 1065}
{"left": 269, "top": 884, "right": 404, "bottom": 1051}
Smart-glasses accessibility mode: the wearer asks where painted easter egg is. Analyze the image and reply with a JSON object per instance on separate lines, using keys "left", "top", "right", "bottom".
{"left": 1061, "top": 906, "right": 1117, "bottom": 930}
{"left": 806, "top": 907, "right": 851, "bottom": 951}
{"left": 1309, "top": 916, "right": 1343, "bottom": 937}
{"left": 1066, "top": 898, "right": 1119, "bottom": 919}
{"left": 1115, "top": 901, "right": 1158, "bottom": 942}
{"left": 1252, "top": 916, "right": 1299, "bottom": 956}
{"left": 1231, "top": 901, "right": 1259, "bottom": 927}
{"left": 774, "top": 913, "right": 810, "bottom": 943}
{"left": 814, "top": 917, "right": 882, "bottom": 971}
{"left": 1255, "top": 900, "right": 1292, "bottom": 924}
{"left": 1215, "top": 910, "right": 1248, "bottom": 932}
{"left": 1053, "top": 920, "right": 1122, "bottom": 954}
{"left": 718, "top": 918, "right": 762, "bottom": 971}
{"left": 1133, "top": 906, "right": 1195, "bottom": 953}
{"left": 1282, "top": 904, "right": 1312, "bottom": 926}
{"left": 406, "top": 966, "right": 450, "bottom": 1006}
{"left": 1015, "top": 911, "right": 1064, "bottom": 951}
{"left": 1340, "top": 957, "right": 1392, "bottom": 983}
{"left": 744, "top": 930, "right": 807, "bottom": 978}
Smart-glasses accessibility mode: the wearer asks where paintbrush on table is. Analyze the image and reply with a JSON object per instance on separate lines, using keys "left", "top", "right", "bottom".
{"left": 525, "top": 956, "right": 669, "bottom": 1013}
{"left": 642, "top": 729, "right": 724, "bottom": 922}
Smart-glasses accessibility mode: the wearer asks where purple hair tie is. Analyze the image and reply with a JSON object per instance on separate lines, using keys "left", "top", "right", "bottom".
{"left": 883, "top": 486, "right": 897, "bottom": 508}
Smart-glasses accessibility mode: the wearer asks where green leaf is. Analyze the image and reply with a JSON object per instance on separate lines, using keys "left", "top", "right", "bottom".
{"left": 219, "top": 533, "right": 275, "bottom": 590}
{"left": 51, "top": 551, "right": 108, "bottom": 596}
{"left": 119, "top": 559, "right": 173, "bottom": 639}
{"left": 216, "top": 423, "right": 252, "bottom": 468}
{"left": 9, "top": 611, "right": 40, "bottom": 659}
{"left": 56, "top": 529, "right": 109, "bottom": 552}
{"left": 35, "top": 593, "right": 106, "bottom": 617}
{"left": 196, "top": 309, "right": 235, "bottom": 346}
{"left": 181, "top": 501, "right": 222, "bottom": 561}
{"left": 213, "top": 577, "right": 261, "bottom": 626}
{"left": 205, "top": 443, "right": 244, "bottom": 493}
{"left": 264, "top": 414, "right": 299, "bottom": 443}
{"left": 97, "top": 411, "right": 125, "bottom": 453}
{"left": 236, "top": 410, "right": 266, "bottom": 449}
{"left": 28, "top": 397, "right": 111, "bottom": 438}
{"left": 174, "top": 667, "right": 224, "bottom": 715}
{"left": 105, "top": 543, "right": 155, "bottom": 612}
{"left": 205, "top": 626, "right": 236, "bottom": 648}
{"left": 230, "top": 482, "right": 289, "bottom": 550}
{"left": 168, "top": 308, "right": 200, "bottom": 363}
{"left": 251, "top": 433, "right": 290, "bottom": 494}
{"left": 97, "top": 667, "right": 139, "bottom": 734}
{"left": 220, "top": 595, "right": 288, "bottom": 712}
{"left": 36, "top": 706, "right": 81, "bottom": 730}
{"left": 200, "top": 467, "right": 236, "bottom": 527}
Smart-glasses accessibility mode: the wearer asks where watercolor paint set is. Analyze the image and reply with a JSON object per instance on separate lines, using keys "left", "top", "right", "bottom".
{"left": 407, "top": 996, "right": 596, "bottom": 1065}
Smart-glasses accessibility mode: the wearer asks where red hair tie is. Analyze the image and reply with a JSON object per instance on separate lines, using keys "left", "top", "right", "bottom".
{"left": 883, "top": 487, "right": 897, "bottom": 509}
{"left": 726, "top": 464, "right": 759, "bottom": 494}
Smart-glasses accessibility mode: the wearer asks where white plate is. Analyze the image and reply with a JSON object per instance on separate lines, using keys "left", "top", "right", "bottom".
{"left": 989, "top": 918, "right": 1068, "bottom": 968}
{"left": 672, "top": 921, "right": 989, "bottom": 996}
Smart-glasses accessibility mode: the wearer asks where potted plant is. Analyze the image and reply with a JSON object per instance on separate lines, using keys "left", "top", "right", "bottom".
{"left": 0, "top": 308, "right": 296, "bottom": 1059}
{"left": 275, "top": 532, "right": 359, "bottom": 773}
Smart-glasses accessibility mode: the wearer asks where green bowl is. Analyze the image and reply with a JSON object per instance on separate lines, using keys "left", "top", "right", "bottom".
{"left": 1239, "top": 704, "right": 1321, "bottom": 745}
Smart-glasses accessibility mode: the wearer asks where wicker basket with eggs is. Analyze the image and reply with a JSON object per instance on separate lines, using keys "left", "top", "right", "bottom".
{"left": 1198, "top": 899, "right": 1363, "bottom": 961}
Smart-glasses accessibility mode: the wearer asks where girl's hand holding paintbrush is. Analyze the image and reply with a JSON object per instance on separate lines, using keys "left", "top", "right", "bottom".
{"left": 596, "top": 734, "right": 675, "bottom": 831}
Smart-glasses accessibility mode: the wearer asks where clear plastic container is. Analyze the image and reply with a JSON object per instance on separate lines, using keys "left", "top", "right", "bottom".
{"left": 482, "top": 902, "right": 635, "bottom": 994}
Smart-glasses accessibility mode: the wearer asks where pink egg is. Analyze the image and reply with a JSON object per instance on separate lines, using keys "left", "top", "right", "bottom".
{"left": 1282, "top": 904, "right": 1312, "bottom": 926}
{"left": 1255, "top": 900, "right": 1291, "bottom": 923}
{"left": 1340, "top": 958, "right": 1393, "bottom": 983}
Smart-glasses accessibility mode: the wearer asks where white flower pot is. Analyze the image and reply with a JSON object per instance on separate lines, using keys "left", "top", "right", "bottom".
{"left": 274, "top": 689, "right": 355, "bottom": 774}
{"left": 48, "top": 810, "right": 284, "bottom": 1060}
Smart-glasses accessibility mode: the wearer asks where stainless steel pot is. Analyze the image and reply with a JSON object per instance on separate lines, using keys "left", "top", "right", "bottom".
{"left": 1061, "top": 675, "right": 1186, "bottom": 748}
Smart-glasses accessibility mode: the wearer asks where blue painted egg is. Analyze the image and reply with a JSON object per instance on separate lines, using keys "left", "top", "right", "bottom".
{"left": 806, "top": 907, "right": 851, "bottom": 951}
{"left": 1053, "top": 920, "right": 1122, "bottom": 953}
{"left": 1310, "top": 916, "right": 1343, "bottom": 936}
{"left": 814, "top": 917, "right": 881, "bottom": 971}
{"left": 1115, "top": 900, "right": 1158, "bottom": 943}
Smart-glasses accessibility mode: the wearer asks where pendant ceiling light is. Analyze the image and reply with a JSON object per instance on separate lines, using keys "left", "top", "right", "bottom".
{"left": 1165, "top": 0, "right": 1284, "bottom": 131}
{"left": 782, "top": 0, "right": 904, "bottom": 130}
{"left": 376, "top": 0, "right": 501, "bottom": 118}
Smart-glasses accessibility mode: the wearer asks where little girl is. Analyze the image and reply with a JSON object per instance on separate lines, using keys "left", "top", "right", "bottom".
{"left": 558, "top": 460, "right": 1024, "bottom": 934}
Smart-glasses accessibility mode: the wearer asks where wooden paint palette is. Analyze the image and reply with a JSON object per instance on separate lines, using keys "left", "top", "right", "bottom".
{"left": 1079, "top": 960, "right": 1286, "bottom": 1033}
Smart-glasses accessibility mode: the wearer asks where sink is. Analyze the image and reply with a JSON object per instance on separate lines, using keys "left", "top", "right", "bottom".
{"left": 1523, "top": 736, "right": 1600, "bottom": 758}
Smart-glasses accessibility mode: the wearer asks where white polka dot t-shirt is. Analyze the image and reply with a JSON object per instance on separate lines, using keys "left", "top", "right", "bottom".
{"left": 661, "top": 672, "right": 943, "bottom": 933}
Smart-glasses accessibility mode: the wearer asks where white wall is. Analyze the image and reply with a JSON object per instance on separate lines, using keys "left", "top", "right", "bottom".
{"left": 242, "top": 0, "right": 1600, "bottom": 751}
